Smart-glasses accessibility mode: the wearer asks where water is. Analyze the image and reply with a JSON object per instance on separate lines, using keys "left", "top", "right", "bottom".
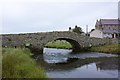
{"left": 43, "top": 48, "right": 72, "bottom": 63}
{"left": 36, "top": 48, "right": 119, "bottom": 78}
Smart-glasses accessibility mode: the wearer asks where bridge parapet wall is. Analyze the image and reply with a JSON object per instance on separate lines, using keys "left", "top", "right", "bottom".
{"left": 1, "top": 31, "right": 114, "bottom": 53}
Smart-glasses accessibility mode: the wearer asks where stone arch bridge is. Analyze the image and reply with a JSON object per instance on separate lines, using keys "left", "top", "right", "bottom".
{"left": 2, "top": 31, "right": 113, "bottom": 53}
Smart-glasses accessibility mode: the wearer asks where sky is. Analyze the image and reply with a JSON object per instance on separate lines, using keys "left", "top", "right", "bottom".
{"left": 1, "top": 0, "right": 119, "bottom": 34}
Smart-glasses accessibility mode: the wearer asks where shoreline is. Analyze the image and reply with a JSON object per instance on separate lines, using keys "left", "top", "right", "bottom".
{"left": 45, "top": 44, "right": 120, "bottom": 54}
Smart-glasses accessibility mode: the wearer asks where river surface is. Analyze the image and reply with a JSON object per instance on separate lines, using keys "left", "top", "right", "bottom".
{"left": 36, "top": 48, "right": 119, "bottom": 78}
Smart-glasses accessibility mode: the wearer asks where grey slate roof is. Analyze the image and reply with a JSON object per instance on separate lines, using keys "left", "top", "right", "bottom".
{"left": 100, "top": 19, "right": 120, "bottom": 25}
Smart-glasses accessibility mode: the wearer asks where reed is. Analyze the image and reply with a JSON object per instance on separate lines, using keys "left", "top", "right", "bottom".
{"left": 2, "top": 47, "right": 47, "bottom": 78}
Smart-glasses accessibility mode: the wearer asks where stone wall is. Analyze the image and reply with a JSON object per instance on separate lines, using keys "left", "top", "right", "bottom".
{"left": 111, "top": 38, "right": 120, "bottom": 44}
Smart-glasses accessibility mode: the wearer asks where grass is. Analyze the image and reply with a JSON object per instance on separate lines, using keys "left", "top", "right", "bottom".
{"left": 2, "top": 47, "right": 47, "bottom": 78}
{"left": 45, "top": 40, "right": 72, "bottom": 49}
{"left": 89, "top": 44, "right": 120, "bottom": 54}
{"left": 45, "top": 40, "right": 120, "bottom": 54}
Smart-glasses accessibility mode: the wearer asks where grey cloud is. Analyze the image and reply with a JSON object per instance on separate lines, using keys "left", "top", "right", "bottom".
{"left": 2, "top": 2, "right": 118, "bottom": 34}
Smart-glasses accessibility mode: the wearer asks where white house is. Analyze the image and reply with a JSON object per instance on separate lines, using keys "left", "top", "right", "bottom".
{"left": 90, "top": 29, "right": 118, "bottom": 38}
{"left": 90, "top": 29, "right": 103, "bottom": 38}
{"left": 90, "top": 19, "right": 120, "bottom": 38}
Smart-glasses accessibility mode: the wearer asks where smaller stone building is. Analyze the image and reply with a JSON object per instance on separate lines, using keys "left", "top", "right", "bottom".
{"left": 90, "top": 19, "right": 120, "bottom": 38}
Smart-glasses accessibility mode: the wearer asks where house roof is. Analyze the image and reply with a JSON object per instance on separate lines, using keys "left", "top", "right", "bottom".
{"left": 101, "top": 19, "right": 120, "bottom": 25}
{"left": 97, "top": 19, "right": 120, "bottom": 25}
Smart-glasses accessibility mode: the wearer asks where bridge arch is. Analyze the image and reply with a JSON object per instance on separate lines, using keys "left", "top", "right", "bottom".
{"left": 45, "top": 37, "right": 81, "bottom": 52}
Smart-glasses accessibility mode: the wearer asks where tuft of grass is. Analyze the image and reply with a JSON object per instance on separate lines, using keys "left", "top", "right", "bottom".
{"left": 90, "top": 44, "right": 120, "bottom": 54}
{"left": 2, "top": 48, "right": 47, "bottom": 78}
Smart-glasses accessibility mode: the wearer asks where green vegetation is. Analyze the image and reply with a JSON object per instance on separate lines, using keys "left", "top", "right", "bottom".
{"left": 2, "top": 48, "right": 47, "bottom": 78}
{"left": 89, "top": 44, "right": 120, "bottom": 54}
{"left": 45, "top": 40, "right": 72, "bottom": 49}
{"left": 72, "top": 25, "right": 83, "bottom": 34}
{"left": 45, "top": 40, "right": 120, "bottom": 54}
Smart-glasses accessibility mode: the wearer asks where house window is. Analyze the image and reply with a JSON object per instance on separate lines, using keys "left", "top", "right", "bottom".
{"left": 116, "top": 33, "right": 118, "bottom": 38}
{"left": 112, "top": 34, "right": 114, "bottom": 38}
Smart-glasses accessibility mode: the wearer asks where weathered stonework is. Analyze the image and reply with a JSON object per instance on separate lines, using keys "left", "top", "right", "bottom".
{"left": 1, "top": 31, "right": 116, "bottom": 53}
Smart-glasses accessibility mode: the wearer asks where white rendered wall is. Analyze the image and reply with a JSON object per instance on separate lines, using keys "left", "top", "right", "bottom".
{"left": 90, "top": 29, "right": 103, "bottom": 38}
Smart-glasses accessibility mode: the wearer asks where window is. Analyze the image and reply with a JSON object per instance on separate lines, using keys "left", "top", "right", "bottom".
{"left": 116, "top": 33, "right": 118, "bottom": 37}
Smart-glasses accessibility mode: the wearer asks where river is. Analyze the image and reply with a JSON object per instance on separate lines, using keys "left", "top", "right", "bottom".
{"left": 36, "top": 48, "right": 119, "bottom": 78}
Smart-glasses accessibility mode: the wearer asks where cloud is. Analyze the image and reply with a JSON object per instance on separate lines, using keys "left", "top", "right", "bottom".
{"left": 118, "top": 1, "right": 120, "bottom": 18}
{"left": 1, "top": 1, "right": 118, "bottom": 34}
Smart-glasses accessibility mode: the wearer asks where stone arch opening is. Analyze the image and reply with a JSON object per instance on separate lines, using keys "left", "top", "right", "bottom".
{"left": 55, "top": 38, "right": 81, "bottom": 52}
{"left": 45, "top": 39, "right": 72, "bottom": 49}
{"left": 44, "top": 38, "right": 81, "bottom": 52}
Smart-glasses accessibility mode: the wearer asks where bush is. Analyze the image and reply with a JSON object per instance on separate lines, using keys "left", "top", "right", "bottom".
{"left": 2, "top": 48, "right": 47, "bottom": 78}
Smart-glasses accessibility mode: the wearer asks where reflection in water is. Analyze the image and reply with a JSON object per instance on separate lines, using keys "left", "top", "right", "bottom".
{"left": 43, "top": 48, "right": 72, "bottom": 63}
{"left": 36, "top": 48, "right": 119, "bottom": 78}
{"left": 46, "top": 63, "right": 118, "bottom": 78}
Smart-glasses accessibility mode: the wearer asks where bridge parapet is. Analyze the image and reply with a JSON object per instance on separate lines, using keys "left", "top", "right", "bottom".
{"left": 2, "top": 31, "right": 113, "bottom": 53}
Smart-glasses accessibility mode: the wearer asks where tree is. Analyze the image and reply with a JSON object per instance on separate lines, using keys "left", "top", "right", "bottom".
{"left": 90, "top": 29, "right": 95, "bottom": 32}
{"left": 72, "top": 25, "right": 83, "bottom": 34}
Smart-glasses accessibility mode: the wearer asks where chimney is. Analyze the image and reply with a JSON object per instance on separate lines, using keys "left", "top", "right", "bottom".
{"left": 69, "top": 27, "right": 71, "bottom": 31}
{"left": 75, "top": 25, "right": 77, "bottom": 28}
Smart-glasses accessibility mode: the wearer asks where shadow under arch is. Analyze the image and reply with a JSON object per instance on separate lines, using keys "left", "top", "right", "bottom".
{"left": 54, "top": 38, "right": 81, "bottom": 52}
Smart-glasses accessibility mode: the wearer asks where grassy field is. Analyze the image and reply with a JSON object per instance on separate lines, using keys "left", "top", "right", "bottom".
{"left": 2, "top": 47, "right": 47, "bottom": 78}
{"left": 45, "top": 40, "right": 72, "bottom": 49}
{"left": 89, "top": 44, "right": 120, "bottom": 54}
{"left": 45, "top": 40, "right": 120, "bottom": 54}
{"left": 18, "top": 39, "right": 120, "bottom": 55}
